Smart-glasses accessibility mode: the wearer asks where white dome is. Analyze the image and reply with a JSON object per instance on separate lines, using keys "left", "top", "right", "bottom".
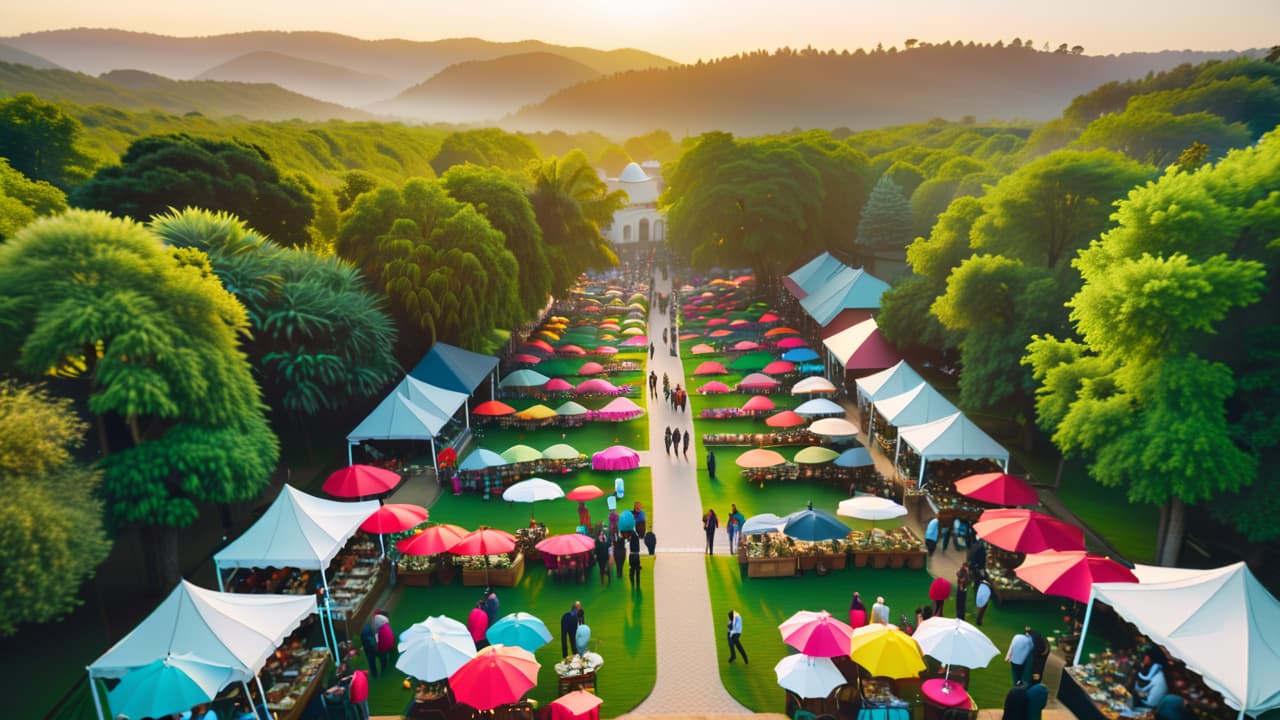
{"left": 618, "top": 162, "right": 649, "bottom": 183}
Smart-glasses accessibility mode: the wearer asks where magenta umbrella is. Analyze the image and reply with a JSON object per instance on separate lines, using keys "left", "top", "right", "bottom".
{"left": 738, "top": 372, "right": 779, "bottom": 390}
{"left": 698, "top": 380, "right": 732, "bottom": 394}
{"left": 693, "top": 361, "right": 729, "bottom": 376}
{"left": 973, "top": 509, "right": 1085, "bottom": 553}
{"left": 1015, "top": 550, "right": 1138, "bottom": 603}
{"left": 576, "top": 378, "right": 618, "bottom": 395}
{"left": 955, "top": 473, "right": 1039, "bottom": 506}
{"left": 620, "top": 335, "right": 648, "bottom": 347}
{"left": 776, "top": 336, "right": 808, "bottom": 349}
{"left": 543, "top": 378, "right": 575, "bottom": 393}
{"left": 323, "top": 464, "right": 402, "bottom": 498}
{"left": 779, "top": 610, "right": 854, "bottom": 658}
{"left": 592, "top": 445, "right": 640, "bottom": 471}
{"left": 535, "top": 533, "right": 595, "bottom": 556}
{"left": 763, "top": 360, "right": 796, "bottom": 375}
{"left": 361, "top": 504, "right": 429, "bottom": 534}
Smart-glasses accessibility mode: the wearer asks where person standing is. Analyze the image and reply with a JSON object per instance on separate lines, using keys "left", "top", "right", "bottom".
{"left": 373, "top": 610, "right": 395, "bottom": 676}
{"left": 974, "top": 576, "right": 993, "bottom": 626}
{"left": 725, "top": 512, "right": 739, "bottom": 555}
{"left": 662, "top": 327, "right": 669, "bottom": 345}
{"left": 955, "top": 562, "right": 971, "bottom": 621}
{"left": 467, "top": 600, "right": 489, "bottom": 649}
{"left": 703, "top": 508, "right": 719, "bottom": 554}
{"left": 728, "top": 504, "right": 745, "bottom": 552}
{"left": 671, "top": 428, "right": 682, "bottom": 460}
{"left": 612, "top": 534, "right": 626, "bottom": 579}
{"left": 628, "top": 532, "right": 642, "bottom": 585}
{"left": 649, "top": 341, "right": 655, "bottom": 360}
{"left": 682, "top": 428, "right": 690, "bottom": 458}
{"left": 664, "top": 427, "right": 672, "bottom": 456}
{"left": 939, "top": 515, "right": 952, "bottom": 552}
{"left": 726, "top": 610, "right": 748, "bottom": 664}
{"left": 925, "top": 516, "right": 940, "bottom": 555}
{"left": 707, "top": 448, "right": 717, "bottom": 479}
{"left": 634, "top": 502, "right": 647, "bottom": 537}
{"left": 484, "top": 592, "right": 500, "bottom": 626}
{"left": 595, "top": 531, "right": 611, "bottom": 586}
{"left": 871, "top": 596, "right": 891, "bottom": 625}
{"left": 1028, "top": 628, "right": 1050, "bottom": 685}
{"left": 1005, "top": 627, "right": 1034, "bottom": 685}
{"left": 929, "top": 576, "right": 952, "bottom": 617}
{"left": 560, "top": 602, "right": 582, "bottom": 658}
{"left": 849, "top": 592, "right": 867, "bottom": 627}
{"left": 359, "top": 617, "right": 380, "bottom": 678}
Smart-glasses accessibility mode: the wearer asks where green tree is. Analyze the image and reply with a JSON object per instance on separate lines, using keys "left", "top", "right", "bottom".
{"left": 623, "top": 129, "right": 678, "bottom": 163}
{"left": 0, "top": 93, "right": 94, "bottom": 187}
{"left": 528, "top": 150, "right": 627, "bottom": 295}
{"left": 441, "top": 164, "right": 553, "bottom": 321}
{"left": 784, "top": 132, "right": 874, "bottom": 255}
{"left": 335, "top": 170, "right": 384, "bottom": 212}
{"left": 855, "top": 174, "right": 913, "bottom": 251}
{"left": 152, "top": 209, "right": 400, "bottom": 425}
{"left": 71, "top": 134, "right": 315, "bottom": 246}
{"left": 0, "top": 382, "right": 111, "bottom": 635}
{"left": 0, "top": 210, "right": 278, "bottom": 590}
{"left": 595, "top": 144, "right": 634, "bottom": 178}
{"left": 430, "top": 129, "right": 540, "bottom": 176}
{"left": 1073, "top": 109, "right": 1251, "bottom": 166}
{"left": 0, "top": 157, "right": 67, "bottom": 239}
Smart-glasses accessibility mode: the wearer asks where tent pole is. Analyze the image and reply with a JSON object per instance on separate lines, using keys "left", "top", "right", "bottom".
{"left": 465, "top": 399, "right": 471, "bottom": 431}
{"left": 919, "top": 457, "right": 926, "bottom": 487}
{"left": 430, "top": 437, "right": 438, "bottom": 472}
{"left": 347, "top": 442, "right": 354, "bottom": 466}
{"left": 216, "top": 561, "right": 224, "bottom": 591}
{"left": 321, "top": 574, "right": 340, "bottom": 661}
{"left": 87, "top": 671, "right": 105, "bottom": 720}
{"left": 1074, "top": 591, "right": 1096, "bottom": 666}
{"left": 254, "top": 675, "right": 270, "bottom": 720}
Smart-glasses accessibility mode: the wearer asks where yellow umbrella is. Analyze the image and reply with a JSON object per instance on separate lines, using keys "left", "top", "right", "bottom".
{"left": 847, "top": 625, "right": 925, "bottom": 679}
{"left": 515, "top": 404, "right": 558, "bottom": 421}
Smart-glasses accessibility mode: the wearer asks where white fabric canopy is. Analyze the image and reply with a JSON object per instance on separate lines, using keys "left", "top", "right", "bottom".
{"left": 895, "top": 412, "right": 1009, "bottom": 484}
{"left": 800, "top": 266, "right": 890, "bottom": 325}
{"left": 89, "top": 580, "right": 315, "bottom": 680}
{"left": 785, "top": 252, "right": 848, "bottom": 300}
{"left": 348, "top": 376, "right": 466, "bottom": 442}
{"left": 872, "top": 382, "right": 957, "bottom": 434}
{"left": 214, "top": 486, "right": 378, "bottom": 571}
{"left": 1083, "top": 562, "right": 1280, "bottom": 718}
{"left": 855, "top": 361, "right": 925, "bottom": 404}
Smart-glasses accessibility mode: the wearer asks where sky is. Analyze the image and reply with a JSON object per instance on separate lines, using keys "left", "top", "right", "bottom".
{"left": 3, "top": 0, "right": 1275, "bottom": 62}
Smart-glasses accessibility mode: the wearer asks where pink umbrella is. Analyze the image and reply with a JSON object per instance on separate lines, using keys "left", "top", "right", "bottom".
{"left": 565, "top": 485, "right": 606, "bottom": 502}
{"left": 558, "top": 345, "right": 587, "bottom": 356}
{"left": 510, "top": 353, "right": 542, "bottom": 365}
{"left": 779, "top": 610, "right": 854, "bottom": 658}
{"left": 707, "top": 318, "right": 729, "bottom": 326}
{"left": 323, "top": 465, "right": 402, "bottom": 498}
{"left": 736, "top": 448, "right": 787, "bottom": 468}
{"left": 765, "top": 327, "right": 801, "bottom": 337}
{"left": 709, "top": 329, "right": 734, "bottom": 338}
{"left": 693, "top": 361, "right": 729, "bottom": 376}
{"left": 473, "top": 400, "right": 517, "bottom": 417}
{"left": 679, "top": 333, "right": 700, "bottom": 341}
{"left": 730, "top": 319, "right": 751, "bottom": 327}
{"left": 543, "top": 378, "right": 575, "bottom": 392}
{"left": 742, "top": 395, "right": 776, "bottom": 413}
{"left": 524, "top": 339, "right": 554, "bottom": 353}
{"left": 620, "top": 335, "right": 648, "bottom": 347}
{"left": 973, "top": 509, "right": 1085, "bottom": 553}
{"left": 776, "top": 337, "right": 808, "bottom": 349}
{"left": 576, "top": 378, "right": 618, "bottom": 395}
{"left": 594, "top": 396, "right": 644, "bottom": 420}
{"left": 691, "top": 343, "right": 716, "bottom": 355}
{"left": 1015, "top": 550, "right": 1138, "bottom": 603}
{"left": 759, "top": 312, "right": 780, "bottom": 323}
{"left": 578, "top": 361, "right": 605, "bottom": 376}
{"left": 954, "top": 473, "right": 1039, "bottom": 506}
{"left": 450, "top": 528, "right": 517, "bottom": 556}
{"left": 535, "top": 533, "right": 595, "bottom": 556}
{"left": 592, "top": 445, "right": 640, "bottom": 471}
{"left": 738, "top": 372, "right": 779, "bottom": 390}
{"left": 698, "top": 381, "right": 732, "bottom": 394}
{"left": 361, "top": 504, "right": 429, "bottom": 534}
{"left": 448, "top": 645, "right": 539, "bottom": 711}
{"left": 397, "top": 524, "right": 468, "bottom": 556}
{"left": 595, "top": 346, "right": 618, "bottom": 355}
{"left": 763, "top": 360, "right": 796, "bottom": 375}
{"left": 732, "top": 340, "right": 761, "bottom": 351}
{"left": 766, "top": 410, "right": 806, "bottom": 427}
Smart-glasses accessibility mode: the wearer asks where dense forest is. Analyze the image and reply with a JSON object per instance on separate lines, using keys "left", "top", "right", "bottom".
{"left": 0, "top": 46, "right": 1277, "bottom": 638}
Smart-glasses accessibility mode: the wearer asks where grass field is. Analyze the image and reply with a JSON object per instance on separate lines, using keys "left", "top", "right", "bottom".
{"left": 704, "top": 556, "right": 1063, "bottom": 713}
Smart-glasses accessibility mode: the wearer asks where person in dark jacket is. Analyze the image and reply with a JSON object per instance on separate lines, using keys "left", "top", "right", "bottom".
{"left": 612, "top": 534, "right": 626, "bottom": 578}
{"left": 595, "top": 531, "right": 611, "bottom": 586}
{"left": 559, "top": 602, "right": 584, "bottom": 657}
{"left": 644, "top": 531, "right": 657, "bottom": 555}
{"left": 627, "top": 533, "right": 642, "bottom": 585}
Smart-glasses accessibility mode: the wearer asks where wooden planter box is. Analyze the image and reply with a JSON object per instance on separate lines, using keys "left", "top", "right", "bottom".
{"left": 854, "top": 553, "right": 869, "bottom": 568}
{"left": 747, "top": 556, "right": 798, "bottom": 578}
{"left": 798, "top": 556, "right": 819, "bottom": 572}
{"left": 397, "top": 569, "right": 435, "bottom": 587}
{"left": 826, "top": 554, "right": 848, "bottom": 570}
{"left": 462, "top": 553, "right": 525, "bottom": 587}
{"left": 870, "top": 552, "right": 890, "bottom": 569}
{"left": 906, "top": 552, "right": 926, "bottom": 570}
{"left": 887, "top": 553, "right": 907, "bottom": 569}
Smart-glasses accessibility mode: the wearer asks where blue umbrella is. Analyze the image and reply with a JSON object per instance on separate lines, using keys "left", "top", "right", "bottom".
{"left": 108, "top": 653, "right": 236, "bottom": 720}
{"left": 486, "top": 612, "right": 553, "bottom": 653}
{"left": 618, "top": 509, "right": 636, "bottom": 533}
{"left": 834, "top": 447, "right": 873, "bottom": 468}
{"left": 459, "top": 448, "right": 507, "bottom": 471}
{"left": 782, "top": 503, "right": 851, "bottom": 542}
{"left": 782, "top": 348, "right": 820, "bottom": 363}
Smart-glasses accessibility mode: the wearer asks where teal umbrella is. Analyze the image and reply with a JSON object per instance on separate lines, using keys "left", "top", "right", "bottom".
{"left": 486, "top": 612, "right": 553, "bottom": 653}
{"left": 460, "top": 448, "right": 506, "bottom": 471}
{"left": 499, "top": 369, "right": 550, "bottom": 388}
{"left": 782, "top": 503, "right": 851, "bottom": 542}
{"left": 108, "top": 654, "right": 235, "bottom": 720}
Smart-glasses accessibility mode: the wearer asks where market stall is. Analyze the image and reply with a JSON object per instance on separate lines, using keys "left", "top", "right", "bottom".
{"left": 894, "top": 413, "right": 1009, "bottom": 487}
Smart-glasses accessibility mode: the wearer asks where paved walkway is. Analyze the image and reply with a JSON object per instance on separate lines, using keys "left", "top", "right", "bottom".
{"left": 625, "top": 271, "right": 754, "bottom": 717}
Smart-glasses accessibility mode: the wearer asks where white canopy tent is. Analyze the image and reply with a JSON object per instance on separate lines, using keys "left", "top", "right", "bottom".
{"left": 800, "top": 266, "right": 890, "bottom": 326}
{"left": 87, "top": 580, "right": 316, "bottom": 720}
{"left": 214, "top": 486, "right": 378, "bottom": 658}
{"left": 870, "top": 382, "right": 958, "bottom": 442}
{"left": 1077, "top": 563, "right": 1280, "bottom": 720}
{"left": 894, "top": 412, "right": 1009, "bottom": 485}
{"left": 347, "top": 376, "right": 470, "bottom": 468}
{"left": 855, "top": 361, "right": 925, "bottom": 406}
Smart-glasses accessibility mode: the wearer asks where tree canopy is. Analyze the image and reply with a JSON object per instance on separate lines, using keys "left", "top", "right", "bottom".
{"left": 0, "top": 157, "right": 67, "bottom": 239}
{"left": 0, "top": 93, "right": 94, "bottom": 188}
{"left": 855, "top": 173, "right": 913, "bottom": 252}
{"left": 430, "top": 128, "right": 540, "bottom": 176}
{"left": 527, "top": 149, "right": 627, "bottom": 295}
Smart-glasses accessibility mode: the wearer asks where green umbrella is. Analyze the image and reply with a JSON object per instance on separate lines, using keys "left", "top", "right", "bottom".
{"left": 501, "top": 444, "right": 543, "bottom": 464}
{"left": 730, "top": 351, "right": 775, "bottom": 372}
{"left": 794, "top": 446, "right": 840, "bottom": 464}
{"left": 542, "top": 443, "right": 581, "bottom": 460}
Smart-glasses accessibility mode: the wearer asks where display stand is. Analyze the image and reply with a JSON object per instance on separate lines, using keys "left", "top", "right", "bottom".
{"left": 263, "top": 650, "right": 331, "bottom": 720}
{"left": 557, "top": 669, "right": 597, "bottom": 695}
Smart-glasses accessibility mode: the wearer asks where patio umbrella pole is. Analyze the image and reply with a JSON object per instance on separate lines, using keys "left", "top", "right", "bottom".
{"left": 254, "top": 675, "right": 270, "bottom": 720}
{"left": 87, "top": 671, "right": 105, "bottom": 720}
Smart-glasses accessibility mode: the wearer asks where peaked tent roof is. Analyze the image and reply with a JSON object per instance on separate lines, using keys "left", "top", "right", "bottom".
{"left": 401, "top": 375, "right": 470, "bottom": 423}
{"left": 823, "top": 318, "right": 901, "bottom": 371}
{"left": 90, "top": 580, "right": 316, "bottom": 680}
{"left": 783, "top": 252, "right": 848, "bottom": 300}
{"left": 897, "top": 412, "right": 1009, "bottom": 464}
{"left": 214, "top": 486, "right": 379, "bottom": 571}
{"left": 410, "top": 342, "right": 500, "bottom": 395}
{"left": 855, "top": 361, "right": 925, "bottom": 404}
{"left": 873, "top": 382, "right": 958, "bottom": 428}
{"left": 1091, "top": 563, "right": 1280, "bottom": 717}
{"left": 799, "top": 265, "right": 891, "bottom": 326}
{"left": 347, "top": 392, "right": 443, "bottom": 442}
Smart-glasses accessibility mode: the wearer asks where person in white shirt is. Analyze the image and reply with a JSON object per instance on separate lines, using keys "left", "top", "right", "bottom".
{"left": 1006, "top": 626, "right": 1034, "bottom": 685}
{"left": 871, "top": 596, "right": 891, "bottom": 625}
{"left": 726, "top": 609, "right": 748, "bottom": 664}
{"left": 974, "top": 578, "right": 993, "bottom": 626}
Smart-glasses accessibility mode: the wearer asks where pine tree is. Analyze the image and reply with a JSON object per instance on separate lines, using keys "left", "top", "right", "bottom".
{"left": 855, "top": 174, "right": 914, "bottom": 249}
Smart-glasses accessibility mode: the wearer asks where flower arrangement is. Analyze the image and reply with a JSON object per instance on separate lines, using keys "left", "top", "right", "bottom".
{"left": 554, "top": 653, "right": 603, "bottom": 677}
{"left": 515, "top": 525, "right": 547, "bottom": 556}
{"left": 397, "top": 555, "right": 437, "bottom": 573}
{"left": 460, "top": 554, "right": 513, "bottom": 570}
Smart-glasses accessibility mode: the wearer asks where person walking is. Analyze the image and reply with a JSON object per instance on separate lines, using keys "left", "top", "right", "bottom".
{"left": 725, "top": 512, "right": 739, "bottom": 555}
{"left": 649, "top": 341, "right": 655, "bottom": 359}
{"left": 925, "top": 516, "right": 940, "bottom": 555}
{"left": 484, "top": 592, "right": 500, "bottom": 626}
{"left": 627, "top": 532, "right": 642, "bottom": 585}
{"left": 871, "top": 596, "right": 891, "bottom": 625}
{"left": 726, "top": 610, "right": 748, "bottom": 664}
{"left": 559, "top": 602, "right": 583, "bottom": 658}
{"left": 467, "top": 600, "right": 489, "bottom": 649}
{"left": 682, "top": 427, "right": 690, "bottom": 458}
{"left": 1005, "top": 627, "right": 1034, "bottom": 685}
{"left": 707, "top": 448, "right": 717, "bottom": 479}
{"left": 703, "top": 508, "right": 719, "bottom": 554}
{"left": 671, "top": 428, "right": 682, "bottom": 460}
{"left": 664, "top": 427, "right": 672, "bottom": 456}
{"left": 955, "top": 562, "right": 971, "bottom": 621}
{"left": 662, "top": 327, "right": 669, "bottom": 345}
{"left": 359, "top": 617, "right": 381, "bottom": 678}
{"left": 612, "top": 534, "right": 626, "bottom": 579}
{"left": 729, "top": 504, "right": 745, "bottom": 552}
{"left": 974, "top": 576, "right": 992, "bottom": 626}
{"left": 595, "top": 531, "right": 611, "bottom": 586}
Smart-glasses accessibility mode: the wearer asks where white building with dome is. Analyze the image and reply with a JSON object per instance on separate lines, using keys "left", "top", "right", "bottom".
{"left": 601, "top": 161, "right": 665, "bottom": 257}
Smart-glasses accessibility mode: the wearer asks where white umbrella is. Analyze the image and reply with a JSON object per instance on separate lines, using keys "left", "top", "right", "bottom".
{"left": 837, "top": 496, "right": 908, "bottom": 521}
{"left": 795, "top": 398, "right": 845, "bottom": 417}
{"left": 108, "top": 653, "right": 236, "bottom": 720}
{"left": 792, "top": 376, "right": 838, "bottom": 395}
{"left": 911, "top": 616, "right": 999, "bottom": 670}
{"left": 774, "top": 654, "right": 846, "bottom": 699}
{"left": 396, "top": 627, "right": 478, "bottom": 682}
{"left": 502, "top": 478, "right": 566, "bottom": 503}
{"left": 809, "top": 417, "right": 860, "bottom": 438}
{"left": 400, "top": 615, "right": 471, "bottom": 649}
{"left": 742, "top": 512, "right": 789, "bottom": 535}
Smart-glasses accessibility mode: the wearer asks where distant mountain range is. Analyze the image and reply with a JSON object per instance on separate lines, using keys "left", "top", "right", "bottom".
{"left": 0, "top": 29, "right": 677, "bottom": 108}
{"left": 0, "top": 42, "right": 61, "bottom": 69}
{"left": 372, "top": 52, "right": 602, "bottom": 123}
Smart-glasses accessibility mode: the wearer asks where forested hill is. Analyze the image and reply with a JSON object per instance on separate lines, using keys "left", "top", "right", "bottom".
{"left": 1, "top": 29, "right": 676, "bottom": 99}
{"left": 373, "top": 52, "right": 602, "bottom": 123}
{"left": 0, "top": 43, "right": 60, "bottom": 69}
{"left": 195, "top": 51, "right": 403, "bottom": 108}
{"left": 0, "top": 62, "right": 373, "bottom": 122}
{"left": 509, "top": 44, "right": 1258, "bottom": 136}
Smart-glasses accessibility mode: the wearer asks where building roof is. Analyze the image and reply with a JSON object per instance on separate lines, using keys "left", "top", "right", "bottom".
{"left": 618, "top": 162, "right": 649, "bottom": 183}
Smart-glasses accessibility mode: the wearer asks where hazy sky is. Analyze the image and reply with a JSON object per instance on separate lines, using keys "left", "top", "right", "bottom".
{"left": 3, "top": 0, "right": 1275, "bottom": 62}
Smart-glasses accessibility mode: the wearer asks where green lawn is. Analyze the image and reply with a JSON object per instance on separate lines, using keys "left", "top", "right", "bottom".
{"left": 704, "top": 556, "right": 1063, "bottom": 714}
{"left": 1026, "top": 456, "right": 1158, "bottom": 564}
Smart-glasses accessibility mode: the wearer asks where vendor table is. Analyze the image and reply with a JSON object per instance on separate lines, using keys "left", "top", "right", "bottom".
{"left": 329, "top": 559, "right": 389, "bottom": 638}
{"left": 921, "top": 678, "right": 974, "bottom": 720}
{"left": 265, "top": 651, "right": 330, "bottom": 720}
{"left": 557, "top": 669, "right": 597, "bottom": 696}
{"left": 1058, "top": 666, "right": 1154, "bottom": 720}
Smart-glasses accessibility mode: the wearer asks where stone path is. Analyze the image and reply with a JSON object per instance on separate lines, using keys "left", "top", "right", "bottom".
{"left": 623, "top": 271, "right": 754, "bottom": 718}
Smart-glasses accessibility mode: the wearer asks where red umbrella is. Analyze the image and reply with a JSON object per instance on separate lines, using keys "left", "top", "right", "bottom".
{"left": 510, "top": 354, "right": 542, "bottom": 365}
{"left": 551, "top": 690, "right": 603, "bottom": 719}
{"left": 763, "top": 360, "right": 796, "bottom": 375}
{"left": 449, "top": 528, "right": 517, "bottom": 556}
{"left": 973, "top": 509, "right": 1085, "bottom": 553}
{"left": 766, "top": 410, "right": 807, "bottom": 428}
{"left": 955, "top": 472, "right": 1039, "bottom": 506}
{"left": 1015, "top": 550, "right": 1138, "bottom": 603}
{"left": 360, "top": 504, "right": 429, "bottom": 534}
{"left": 565, "top": 485, "right": 606, "bottom": 502}
{"left": 322, "top": 464, "right": 402, "bottom": 498}
{"left": 765, "top": 327, "right": 801, "bottom": 337}
{"left": 473, "top": 400, "right": 517, "bottom": 417}
{"left": 448, "top": 645, "right": 540, "bottom": 711}
{"left": 535, "top": 533, "right": 595, "bottom": 556}
{"left": 759, "top": 312, "right": 780, "bottom": 323}
{"left": 397, "top": 524, "right": 468, "bottom": 556}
